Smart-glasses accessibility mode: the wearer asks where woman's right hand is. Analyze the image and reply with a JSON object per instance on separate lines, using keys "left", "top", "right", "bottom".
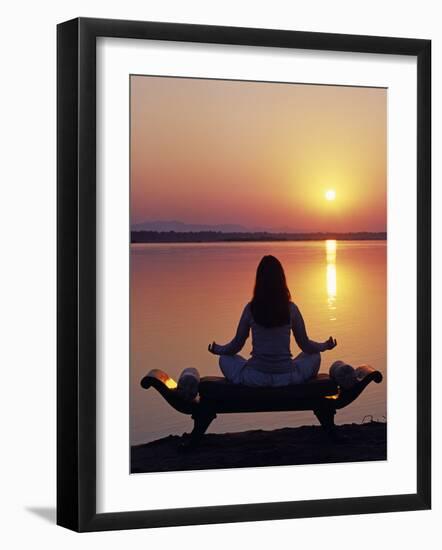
{"left": 325, "top": 336, "right": 337, "bottom": 350}
{"left": 208, "top": 341, "right": 217, "bottom": 354}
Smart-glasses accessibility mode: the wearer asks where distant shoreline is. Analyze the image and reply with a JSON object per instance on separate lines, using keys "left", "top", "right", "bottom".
{"left": 131, "top": 230, "right": 387, "bottom": 244}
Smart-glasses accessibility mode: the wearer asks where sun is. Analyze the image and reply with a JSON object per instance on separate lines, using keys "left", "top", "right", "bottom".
{"left": 325, "top": 189, "right": 336, "bottom": 201}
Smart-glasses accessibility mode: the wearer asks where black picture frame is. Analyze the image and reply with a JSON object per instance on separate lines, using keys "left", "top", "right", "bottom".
{"left": 57, "top": 17, "right": 431, "bottom": 532}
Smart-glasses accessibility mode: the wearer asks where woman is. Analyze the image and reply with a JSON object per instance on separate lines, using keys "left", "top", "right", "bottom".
{"left": 208, "top": 255, "right": 337, "bottom": 387}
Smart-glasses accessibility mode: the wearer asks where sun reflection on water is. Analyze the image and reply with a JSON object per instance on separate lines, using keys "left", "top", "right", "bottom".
{"left": 325, "top": 240, "right": 337, "bottom": 320}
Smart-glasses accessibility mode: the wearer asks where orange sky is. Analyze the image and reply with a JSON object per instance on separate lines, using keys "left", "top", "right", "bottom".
{"left": 131, "top": 76, "right": 386, "bottom": 233}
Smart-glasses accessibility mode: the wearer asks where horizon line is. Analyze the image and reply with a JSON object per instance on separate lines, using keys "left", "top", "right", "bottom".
{"left": 130, "top": 229, "right": 387, "bottom": 235}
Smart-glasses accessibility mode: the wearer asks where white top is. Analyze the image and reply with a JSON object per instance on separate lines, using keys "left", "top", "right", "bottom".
{"left": 212, "top": 302, "right": 327, "bottom": 373}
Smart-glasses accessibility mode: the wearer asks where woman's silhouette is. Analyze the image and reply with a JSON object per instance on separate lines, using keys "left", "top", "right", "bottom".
{"left": 208, "top": 255, "right": 337, "bottom": 387}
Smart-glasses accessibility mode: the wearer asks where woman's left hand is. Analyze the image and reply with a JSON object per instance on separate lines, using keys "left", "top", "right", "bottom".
{"left": 325, "top": 336, "right": 337, "bottom": 350}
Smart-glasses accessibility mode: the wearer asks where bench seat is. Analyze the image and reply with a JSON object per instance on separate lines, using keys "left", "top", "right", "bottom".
{"left": 199, "top": 374, "right": 338, "bottom": 404}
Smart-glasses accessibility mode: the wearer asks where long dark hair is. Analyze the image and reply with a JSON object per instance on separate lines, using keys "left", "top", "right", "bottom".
{"left": 250, "top": 255, "right": 291, "bottom": 328}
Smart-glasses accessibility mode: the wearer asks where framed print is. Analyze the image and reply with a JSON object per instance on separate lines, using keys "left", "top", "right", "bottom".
{"left": 57, "top": 18, "right": 431, "bottom": 532}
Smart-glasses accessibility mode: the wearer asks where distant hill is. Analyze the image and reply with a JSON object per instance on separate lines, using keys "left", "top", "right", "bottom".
{"left": 131, "top": 220, "right": 257, "bottom": 233}
{"left": 131, "top": 230, "right": 387, "bottom": 243}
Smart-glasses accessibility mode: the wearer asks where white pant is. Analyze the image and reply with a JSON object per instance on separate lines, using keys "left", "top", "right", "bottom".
{"left": 219, "top": 352, "right": 321, "bottom": 387}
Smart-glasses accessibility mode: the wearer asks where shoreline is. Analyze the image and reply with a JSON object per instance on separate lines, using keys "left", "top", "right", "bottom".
{"left": 131, "top": 239, "right": 388, "bottom": 244}
{"left": 131, "top": 421, "right": 387, "bottom": 474}
{"left": 131, "top": 231, "right": 387, "bottom": 244}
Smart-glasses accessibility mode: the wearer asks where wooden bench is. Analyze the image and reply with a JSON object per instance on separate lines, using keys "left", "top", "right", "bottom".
{"left": 140, "top": 366, "right": 383, "bottom": 447}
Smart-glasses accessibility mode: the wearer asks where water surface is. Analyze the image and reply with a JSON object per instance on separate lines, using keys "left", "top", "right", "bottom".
{"left": 130, "top": 240, "right": 386, "bottom": 446}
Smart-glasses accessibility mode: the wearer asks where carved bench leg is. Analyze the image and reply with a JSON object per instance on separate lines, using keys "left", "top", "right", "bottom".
{"left": 191, "top": 411, "right": 217, "bottom": 443}
{"left": 180, "top": 409, "right": 217, "bottom": 450}
{"left": 314, "top": 406, "right": 340, "bottom": 442}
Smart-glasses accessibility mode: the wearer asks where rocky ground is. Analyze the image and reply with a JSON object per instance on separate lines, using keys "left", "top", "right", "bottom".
{"left": 131, "top": 421, "right": 387, "bottom": 473}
